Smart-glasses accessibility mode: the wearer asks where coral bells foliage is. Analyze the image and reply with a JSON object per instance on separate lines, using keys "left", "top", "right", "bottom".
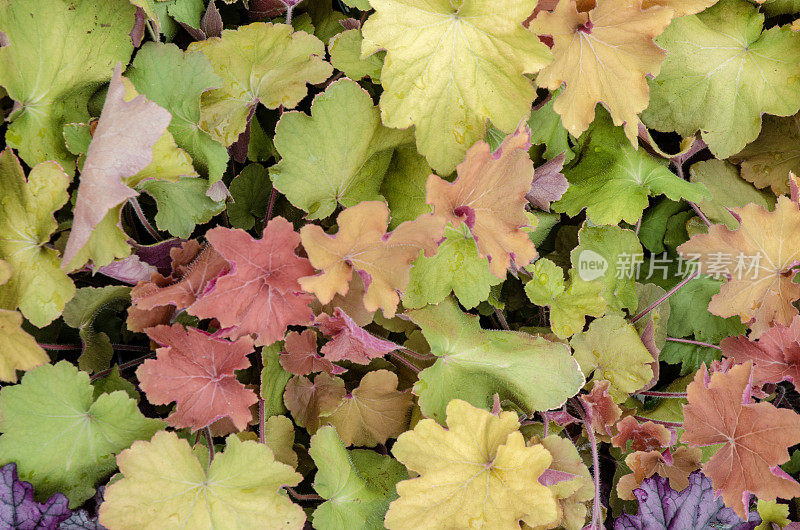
{"left": 5, "top": 0, "right": 800, "bottom": 528}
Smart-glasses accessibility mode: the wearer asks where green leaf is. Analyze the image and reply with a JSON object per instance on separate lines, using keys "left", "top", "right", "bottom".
{"left": 329, "top": 29, "right": 383, "bottom": 81}
{"left": 0, "top": 0, "right": 135, "bottom": 171}
{"left": 689, "top": 160, "right": 775, "bottom": 229}
{"left": 661, "top": 341, "right": 721, "bottom": 376}
{"left": 310, "top": 425, "right": 405, "bottom": 529}
{"left": 553, "top": 110, "right": 710, "bottom": 225}
{"left": 262, "top": 342, "right": 292, "bottom": 418}
{"left": 342, "top": 0, "right": 372, "bottom": 10}
{"left": 666, "top": 275, "right": 747, "bottom": 343}
{"left": 137, "top": 177, "right": 225, "bottom": 238}
{"left": 271, "top": 79, "right": 411, "bottom": 219}
{"left": 528, "top": 94, "right": 573, "bottom": 163}
{"left": 63, "top": 286, "right": 131, "bottom": 373}
{"left": 189, "top": 22, "right": 333, "bottom": 146}
{"left": 92, "top": 365, "right": 140, "bottom": 403}
{"left": 407, "top": 297, "right": 585, "bottom": 423}
{"left": 0, "top": 361, "right": 164, "bottom": 507}
{"left": 643, "top": 0, "right": 800, "bottom": 159}
{"left": 126, "top": 42, "right": 230, "bottom": 184}
{"left": 570, "top": 225, "right": 643, "bottom": 313}
{"left": 570, "top": 314, "right": 654, "bottom": 402}
{"left": 524, "top": 258, "right": 606, "bottom": 339}
{"left": 227, "top": 164, "right": 271, "bottom": 230}
{"left": 403, "top": 224, "right": 501, "bottom": 310}
{"left": 638, "top": 199, "right": 686, "bottom": 255}
{"left": 380, "top": 146, "right": 434, "bottom": 230}
{"left": 0, "top": 149, "right": 74, "bottom": 327}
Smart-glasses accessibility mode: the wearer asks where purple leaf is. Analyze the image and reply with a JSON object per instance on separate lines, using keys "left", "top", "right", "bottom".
{"left": 59, "top": 510, "right": 106, "bottom": 530}
{"left": 0, "top": 463, "right": 71, "bottom": 530}
{"left": 614, "top": 471, "right": 759, "bottom": 530}
{"left": 527, "top": 152, "right": 568, "bottom": 210}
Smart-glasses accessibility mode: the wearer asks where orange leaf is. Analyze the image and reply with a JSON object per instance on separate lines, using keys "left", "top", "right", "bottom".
{"left": 678, "top": 194, "right": 800, "bottom": 338}
{"left": 136, "top": 324, "right": 257, "bottom": 432}
{"left": 682, "top": 361, "right": 800, "bottom": 517}
{"left": 299, "top": 201, "right": 444, "bottom": 318}
{"left": 611, "top": 416, "right": 672, "bottom": 452}
{"left": 188, "top": 217, "right": 315, "bottom": 346}
{"left": 426, "top": 127, "right": 537, "bottom": 278}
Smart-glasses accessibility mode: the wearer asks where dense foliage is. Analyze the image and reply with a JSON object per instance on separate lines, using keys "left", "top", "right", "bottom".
{"left": 1, "top": 0, "right": 800, "bottom": 528}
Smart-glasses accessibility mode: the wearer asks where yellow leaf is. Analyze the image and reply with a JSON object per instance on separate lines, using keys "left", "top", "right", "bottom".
{"left": 385, "top": 399, "right": 558, "bottom": 529}
{"left": 531, "top": 0, "right": 672, "bottom": 143}
{"left": 99, "top": 431, "right": 305, "bottom": 529}
{"left": 362, "top": 0, "right": 551, "bottom": 174}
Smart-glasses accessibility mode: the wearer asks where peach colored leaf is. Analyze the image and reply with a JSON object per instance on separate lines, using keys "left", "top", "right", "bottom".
{"left": 320, "top": 370, "right": 413, "bottom": 447}
{"left": 188, "top": 217, "right": 315, "bottom": 346}
{"left": 678, "top": 195, "right": 800, "bottom": 338}
{"left": 299, "top": 201, "right": 444, "bottom": 318}
{"left": 127, "top": 240, "right": 229, "bottom": 332}
{"left": 426, "top": 128, "right": 538, "bottom": 278}
{"left": 530, "top": 0, "right": 672, "bottom": 143}
{"left": 136, "top": 324, "right": 257, "bottom": 432}
{"left": 721, "top": 316, "right": 800, "bottom": 390}
{"left": 580, "top": 380, "right": 622, "bottom": 437}
{"left": 316, "top": 308, "right": 399, "bottom": 364}
{"left": 616, "top": 447, "right": 702, "bottom": 501}
{"left": 682, "top": 361, "right": 800, "bottom": 517}
{"left": 284, "top": 373, "right": 346, "bottom": 433}
{"left": 62, "top": 65, "right": 171, "bottom": 267}
{"left": 279, "top": 329, "right": 345, "bottom": 376}
{"left": 611, "top": 416, "right": 672, "bottom": 453}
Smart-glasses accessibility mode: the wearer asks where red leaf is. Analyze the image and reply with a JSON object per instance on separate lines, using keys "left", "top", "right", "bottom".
{"left": 721, "top": 315, "right": 800, "bottom": 390}
{"left": 316, "top": 308, "right": 399, "bottom": 364}
{"left": 279, "top": 329, "right": 345, "bottom": 376}
{"left": 136, "top": 324, "right": 257, "bottom": 432}
{"left": 188, "top": 217, "right": 315, "bottom": 346}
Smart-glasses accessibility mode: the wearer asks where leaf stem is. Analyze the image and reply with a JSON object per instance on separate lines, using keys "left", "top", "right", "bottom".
{"left": 631, "top": 270, "right": 698, "bottom": 324}
{"left": 265, "top": 188, "right": 277, "bottom": 225}
{"left": 286, "top": 487, "right": 323, "bottom": 502}
{"left": 144, "top": 19, "right": 159, "bottom": 43}
{"left": 632, "top": 415, "right": 683, "bottom": 428}
{"left": 204, "top": 426, "right": 215, "bottom": 462}
{"left": 664, "top": 337, "right": 721, "bottom": 350}
{"left": 387, "top": 350, "right": 421, "bottom": 373}
{"left": 575, "top": 398, "right": 602, "bottom": 530}
{"left": 128, "top": 198, "right": 162, "bottom": 241}
{"left": 38, "top": 343, "right": 81, "bottom": 351}
{"left": 494, "top": 307, "right": 510, "bottom": 330}
{"left": 90, "top": 353, "right": 156, "bottom": 381}
{"left": 689, "top": 201, "right": 712, "bottom": 227}
{"left": 635, "top": 390, "right": 688, "bottom": 399}
{"left": 397, "top": 346, "right": 434, "bottom": 361}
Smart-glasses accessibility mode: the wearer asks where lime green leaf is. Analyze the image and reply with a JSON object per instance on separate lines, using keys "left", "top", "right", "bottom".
{"left": 137, "top": 177, "right": 224, "bottom": 238}
{"left": 553, "top": 110, "right": 710, "bottom": 225}
{"left": 126, "top": 42, "right": 230, "bottom": 184}
{"left": 0, "top": 0, "right": 135, "bottom": 172}
{"left": 570, "top": 225, "right": 643, "bottom": 313}
{"left": 361, "top": 0, "right": 552, "bottom": 174}
{"left": 407, "top": 297, "right": 584, "bottom": 423}
{"left": 524, "top": 258, "right": 607, "bottom": 339}
{"left": 271, "top": 79, "right": 411, "bottom": 219}
{"left": 264, "top": 415, "right": 298, "bottom": 468}
{"left": 0, "top": 149, "right": 74, "bottom": 327}
{"left": 189, "top": 22, "right": 333, "bottom": 146}
{"left": 329, "top": 29, "right": 383, "bottom": 81}
{"left": 99, "top": 432, "right": 305, "bottom": 528}
{"left": 570, "top": 315, "right": 654, "bottom": 402}
{"left": 262, "top": 342, "right": 292, "bottom": 418}
{"left": 310, "top": 425, "right": 405, "bottom": 530}
{"left": 227, "top": 164, "right": 271, "bottom": 230}
{"left": 342, "top": 0, "right": 371, "bottom": 9}
{"left": 689, "top": 160, "right": 775, "bottom": 229}
{"left": 403, "top": 224, "right": 501, "bottom": 310}
{"left": 0, "top": 362, "right": 164, "bottom": 507}
{"left": 644, "top": 0, "right": 800, "bottom": 159}
{"left": 380, "top": 146, "right": 433, "bottom": 229}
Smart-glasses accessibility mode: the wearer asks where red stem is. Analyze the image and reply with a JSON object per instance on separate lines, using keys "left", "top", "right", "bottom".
{"left": 575, "top": 398, "right": 602, "bottom": 529}
{"left": 387, "top": 350, "right": 421, "bottom": 373}
{"left": 38, "top": 343, "right": 80, "bottom": 351}
{"left": 90, "top": 353, "right": 155, "bottom": 381}
{"left": 665, "top": 337, "right": 721, "bottom": 350}
{"left": 631, "top": 270, "right": 698, "bottom": 324}
{"left": 636, "top": 390, "right": 688, "bottom": 398}
{"left": 286, "top": 487, "right": 323, "bottom": 502}
{"left": 128, "top": 197, "right": 162, "bottom": 241}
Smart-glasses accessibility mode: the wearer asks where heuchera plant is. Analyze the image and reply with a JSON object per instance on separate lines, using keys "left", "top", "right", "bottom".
{"left": 1, "top": 0, "right": 800, "bottom": 528}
